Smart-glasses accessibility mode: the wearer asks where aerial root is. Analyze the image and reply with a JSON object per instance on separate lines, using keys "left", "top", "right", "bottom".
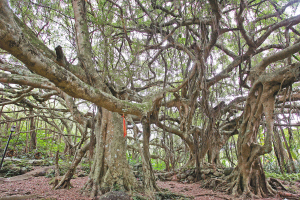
{"left": 54, "top": 176, "right": 74, "bottom": 190}
{"left": 240, "top": 191, "right": 259, "bottom": 199}
{"left": 81, "top": 178, "right": 95, "bottom": 197}
{"left": 225, "top": 179, "right": 237, "bottom": 194}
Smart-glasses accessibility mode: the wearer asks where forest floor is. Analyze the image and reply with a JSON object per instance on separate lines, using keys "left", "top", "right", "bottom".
{"left": 0, "top": 167, "right": 298, "bottom": 200}
{"left": 156, "top": 179, "right": 289, "bottom": 200}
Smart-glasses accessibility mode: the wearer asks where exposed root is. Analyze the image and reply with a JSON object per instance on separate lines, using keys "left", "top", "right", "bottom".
{"left": 266, "top": 181, "right": 277, "bottom": 195}
{"left": 81, "top": 177, "right": 98, "bottom": 197}
{"left": 277, "top": 191, "right": 300, "bottom": 199}
{"left": 55, "top": 180, "right": 73, "bottom": 189}
{"left": 267, "top": 178, "right": 300, "bottom": 199}
{"left": 196, "top": 193, "right": 231, "bottom": 200}
{"left": 155, "top": 191, "right": 192, "bottom": 200}
{"left": 199, "top": 167, "right": 289, "bottom": 199}
{"left": 268, "top": 177, "right": 288, "bottom": 191}
{"left": 225, "top": 179, "right": 237, "bottom": 194}
{"left": 81, "top": 172, "right": 140, "bottom": 198}
{"left": 50, "top": 177, "right": 74, "bottom": 190}
{"left": 201, "top": 178, "right": 227, "bottom": 191}
{"left": 240, "top": 191, "right": 259, "bottom": 199}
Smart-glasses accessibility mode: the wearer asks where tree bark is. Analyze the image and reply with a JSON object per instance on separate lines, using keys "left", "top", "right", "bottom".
{"left": 29, "top": 108, "right": 36, "bottom": 152}
{"left": 141, "top": 118, "right": 159, "bottom": 196}
{"left": 227, "top": 64, "right": 300, "bottom": 198}
{"left": 55, "top": 142, "right": 91, "bottom": 189}
{"left": 227, "top": 84, "right": 274, "bottom": 197}
{"left": 273, "top": 127, "right": 289, "bottom": 173}
{"left": 82, "top": 108, "right": 138, "bottom": 197}
{"left": 279, "top": 126, "right": 296, "bottom": 173}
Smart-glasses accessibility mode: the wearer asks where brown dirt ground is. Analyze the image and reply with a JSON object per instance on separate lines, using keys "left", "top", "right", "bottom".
{"left": 0, "top": 168, "right": 298, "bottom": 200}
{"left": 0, "top": 175, "right": 90, "bottom": 200}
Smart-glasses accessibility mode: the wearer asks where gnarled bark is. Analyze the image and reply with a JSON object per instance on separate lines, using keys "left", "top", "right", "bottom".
{"left": 82, "top": 108, "right": 138, "bottom": 197}
{"left": 227, "top": 63, "right": 300, "bottom": 198}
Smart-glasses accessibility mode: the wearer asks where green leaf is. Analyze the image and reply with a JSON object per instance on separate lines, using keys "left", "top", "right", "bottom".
{"left": 292, "top": 54, "right": 300, "bottom": 62}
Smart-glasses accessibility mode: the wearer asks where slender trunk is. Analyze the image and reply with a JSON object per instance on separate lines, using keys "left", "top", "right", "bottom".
{"left": 273, "top": 127, "right": 289, "bottom": 173}
{"left": 193, "top": 131, "right": 200, "bottom": 181}
{"left": 162, "top": 132, "right": 170, "bottom": 171}
{"left": 29, "top": 108, "right": 36, "bottom": 152}
{"left": 272, "top": 135, "right": 285, "bottom": 174}
{"left": 169, "top": 133, "right": 175, "bottom": 171}
{"left": 25, "top": 118, "right": 29, "bottom": 153}
{"left": 141, "top": 118, "right": 159, "bottom": 195}
{"left": 55, "top": 142, "right": 91, "bottom": 189}
{"left": 279, "top": 127, "right": 296, "bottom": 173}
{"left": 54, "top": 150, "right": 60, "bottom": 187}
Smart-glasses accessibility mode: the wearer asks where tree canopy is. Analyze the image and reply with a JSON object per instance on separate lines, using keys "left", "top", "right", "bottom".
{"left": 1, "top": 0, "right": 300, "bottom": 198}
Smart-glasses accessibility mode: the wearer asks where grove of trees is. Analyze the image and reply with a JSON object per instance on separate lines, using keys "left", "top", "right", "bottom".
{"left": 1, "top": 0, "right": 300, "bottom": 199}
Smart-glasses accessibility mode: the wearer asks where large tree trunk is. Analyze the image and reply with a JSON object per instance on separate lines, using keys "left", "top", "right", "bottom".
{"left": 226, "top": 83, "right": 276, "bottom": 198}
{"left": 228, "top": 132, "right": 274, "bottom": 196}
{"left": 226, "top": 64, "right": 300, "bottom": 198}
{"left": 82, "top": 108, "right": 138, "bottom": 197}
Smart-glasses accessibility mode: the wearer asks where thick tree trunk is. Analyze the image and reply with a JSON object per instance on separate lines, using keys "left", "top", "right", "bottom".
{"left": 82, "top": 108, "right": 138, "bottom": 197}
{"left": 227, "top": 158, "right": 275, "bottom": 198}
{"left": 225, "top": 63, "right": 300, "bottom": 197}
{"left": 226, "top": 85, "right": 276, "bottom": 198}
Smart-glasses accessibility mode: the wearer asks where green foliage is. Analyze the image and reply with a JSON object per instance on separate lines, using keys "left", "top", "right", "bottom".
{"left": 126, "top": 152, "right": 140, "bottom": 166}
{"left": 220, "top": 159, "right": 231, "bottom": 168}
{"left": 80, "top": 162, "right": 91, "bottom": 174}
{"left": 265, "top": 172, "right": 300, "bottom": 182}
{"left": 151, "top": 158, "right": 166, "bottom": 171}
{"left": 263, "top": 160, "right": 282, "bottom": 174}
{"left": 127, "top": 152, "right": 166, "bottom": 171}
{"left": 4, "top": 167, "right": 22, "bottom": 178}
{"left": 58, "top": 158, "right": 72, "bottom": 176}
{"left": 112, "top": 183, "right": 122, "bottom": 191}
{"left": 8, "top": 129, "right": 65, "bottom": 159}
{"left": 0, "top": 160, "right": 33, "bottom": 178}
{"left": 36, "top": 133, "right": 62, "bottom": 155}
